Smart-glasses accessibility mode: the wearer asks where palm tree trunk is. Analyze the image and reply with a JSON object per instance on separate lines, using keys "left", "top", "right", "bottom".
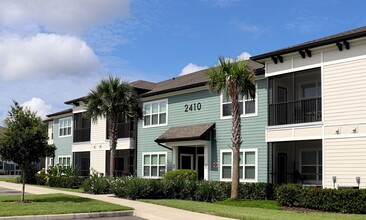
{"left": 21, "top": 168, "right": 25, "bottom": 202}
{"left": 231, "top": 97, "right": 241, "bottom": 199}
{"left": 109, "top": 117, "right": 118, "bottom": 177}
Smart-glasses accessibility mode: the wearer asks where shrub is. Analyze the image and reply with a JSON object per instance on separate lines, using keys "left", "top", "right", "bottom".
{"left": 275, "top": 184, "right": 302, "bottom": 207}
{"left": 163, "top": 170, "right": 197, "bottom": 182}
{"left": 111, "top": 177, "right": 154, "bottom": 200}
{"left": 47, "top": 176, "right": 83, "bottom": 188}
{"left": 195, "top": 181, "right": 226, "bottom": 202}
{"left": 239, "top": 182, "right": 275, "bottom": 200}
{"left": 162, "top": 179, "right": 197, "bottom": 200}
{"left": 83, "top": 172, "right": 111, "bottom": 194}
{"left": 276, "top": 184, "right": 366, "bottom": 214}
{"left": 35, "top": 174, "right": 47, "bottom": 185}
{"left": 0, "top": 170, "right": 7, "bottom": 175}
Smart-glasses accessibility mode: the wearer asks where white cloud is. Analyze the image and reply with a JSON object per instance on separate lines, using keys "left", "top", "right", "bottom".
{"left": 22, "top": 97, "right": 52, "bottom": 119}
{"left": 179, "top": 63, "right": 208, "bottom": 76}
{"left": 0, "top": 0, "right": 131, "bottom": 34}
{"left": 0, "top": 33, "right": 100, "bottom": 81}
{"left": 237, "top": 52, "right": 251, "bottom": 61}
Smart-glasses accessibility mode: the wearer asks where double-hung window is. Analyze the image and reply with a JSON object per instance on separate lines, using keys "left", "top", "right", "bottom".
{"left": 220, "top": 149, "right": 257, "bottom": 182}
{"left": 143, "top": 100, "right": 167, "bottom": 127}
{"left": 142, "top": 153, "right": 167, "bottom": 178}
{"left": 59, "top": 117, "right": 72, "bottom": 137}
{"left": 221, "top": 91, "right": 256, "bottom": 118}
{"left": 58, "top": 156, "right": 71, "bottom": 169}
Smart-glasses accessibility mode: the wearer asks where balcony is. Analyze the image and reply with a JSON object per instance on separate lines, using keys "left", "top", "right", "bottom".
{"left": 73, "top": 128, "right": 91, "bottom": 142}
{"left": 106, "top": 122, "right": 135, "bottom": 139}
{"left": 269, "top": 98, "right": 322, "bottom": 126}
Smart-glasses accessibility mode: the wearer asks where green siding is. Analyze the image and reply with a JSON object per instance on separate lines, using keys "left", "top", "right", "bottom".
{"left": 53, "top": 117, "right": 73, "bottom": 164}
{"left": 137, "top": 79, "right": 267, "bottom": 182}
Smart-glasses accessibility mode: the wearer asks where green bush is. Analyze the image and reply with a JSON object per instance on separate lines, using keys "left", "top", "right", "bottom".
{"left": 35, "top": 174, "right": 47, "bottom": 185}
{"left": 276, "top": 184, "right": 366, "bottom": 214}
{"left": 47, "top": 176, "right": 83, "bottom": 188}
{"left": 275, "top": 184, "right": 302, "bottom": 206}
{"left": 239, "top": 182, "right": 275, "bottom": 200}
{"left": 111, "top": 177, "right": 154, "bottom": 200}
{"left": 162, "top": 179, "right": 197, "bottom": 200}
{"left": 82, "top": 172, "right": 111, "bottom": 194}
{"left": 0, "top": 170, "right": 7, "bottom": 175}
{"left": 195, "top": 181, "right": 226, "bottom": 202}
{"left": 163, "top": 170, "right": 197, "bottom": 182}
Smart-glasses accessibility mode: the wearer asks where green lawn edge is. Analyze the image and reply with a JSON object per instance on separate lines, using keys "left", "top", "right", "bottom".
{"left": 0, "top": 193, "right": 132, "bottom": 217}
{"left": 141, "top": 199, "right": 366, "bottom": 220}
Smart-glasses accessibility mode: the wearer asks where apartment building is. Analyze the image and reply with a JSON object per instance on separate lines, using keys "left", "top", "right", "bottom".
{"left": 252, "top": 26, "right": 366, "bottom": 188}
{"left": 136, "top": 62, "right": 267, "bottom": 181}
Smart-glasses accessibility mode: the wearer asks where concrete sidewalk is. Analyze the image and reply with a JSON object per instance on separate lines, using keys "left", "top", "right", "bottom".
{"left": 0, "top": 181, "right": 235, "bottom": 220}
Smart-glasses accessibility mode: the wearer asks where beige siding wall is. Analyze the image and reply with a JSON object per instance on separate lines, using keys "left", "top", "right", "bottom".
{"left": 90, "top": 150, "right": 106, "bottom": 174}
{"left": 324, "top": 137, "right": 366, "bottom": 188}
{"left": 266, "top": 125, "right": 322, "bottom": 142}
{"left": 91, "top": 116, "right": 106, "bottom": 143}
{"left": 323, "top": 58, "right": 366, "bottom": 124}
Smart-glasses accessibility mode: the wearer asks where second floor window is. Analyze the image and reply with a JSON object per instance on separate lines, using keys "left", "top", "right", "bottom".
{"left": 221, "top": 92, "right": 256, "bottom": 118}
{"left": 143, "top": 99, "right": 167, "bottom": 127}
{"left": 59, "top": 117, "right": 72, "bottom": 137}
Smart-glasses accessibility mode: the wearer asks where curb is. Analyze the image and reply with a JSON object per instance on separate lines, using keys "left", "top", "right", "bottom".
{"left": 0, "top": 210, "right": 134, "bottom": 220}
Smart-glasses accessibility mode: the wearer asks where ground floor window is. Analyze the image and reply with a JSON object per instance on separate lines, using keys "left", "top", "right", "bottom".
{"left": 58, "top": 156, "right": 71, "bottom": 169}
{"left": 143, "top": 152, "right": 167, "bottom": 178}
{"left": 300, "top": 149, "right": 322, "bottom": 183}
{"left": 0, "top": 161, "right": 3, "bottom": 170}
{"left": 220, "top": 148, "right": 257, "bottom": 182}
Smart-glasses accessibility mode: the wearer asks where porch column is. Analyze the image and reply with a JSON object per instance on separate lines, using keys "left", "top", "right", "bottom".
{"left": 204, "top": 144, "right": 210, "bottom": 180}
{"left": 172, "top": 146, "right": 178, "bottom": 170}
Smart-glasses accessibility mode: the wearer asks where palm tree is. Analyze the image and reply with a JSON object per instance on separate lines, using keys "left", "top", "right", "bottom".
{"left": 207, "top": 56, "right": 256, "bottom": 199}
{"left": 85, "top": 76, "right": 142, "bottom": 177}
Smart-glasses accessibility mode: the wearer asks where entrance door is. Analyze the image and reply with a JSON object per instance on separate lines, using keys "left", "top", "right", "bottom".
{"left": 197, "top": 154, "right": 204, "bottom": 180}
{"left": 180, "top": 154, "right": 193, "bottom": 169}
{"left": 278, "top": 153, "right": 287, "bottom": 184}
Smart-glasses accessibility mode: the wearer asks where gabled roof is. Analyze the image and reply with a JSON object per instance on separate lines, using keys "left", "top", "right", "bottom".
{"left": 46, "top": 108, "right": 72, "bottom": 118}
{"left": 140, "top": 60, "right": 264, "bottom": 98}
{"left": 155, "top": 123, "right": 215, "bottom": 143}
{"left": 251, "top": 25, "right": 366, "bottom": 61}
{"left": 132, "top": 80, "right": 156, "bottom": 91}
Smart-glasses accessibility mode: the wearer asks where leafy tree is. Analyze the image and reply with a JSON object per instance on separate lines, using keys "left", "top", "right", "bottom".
{"left": 207, "top": 56, "right": 256, "bottom": 199}
{"left": 85, "top": 76, "right": 142, "bottom": 177}
{"left": 0, "top": 101, "right": 56, "bottom": 202}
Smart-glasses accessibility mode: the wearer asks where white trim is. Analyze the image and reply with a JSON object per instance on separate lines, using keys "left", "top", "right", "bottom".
{"left": 142, "top": 99, "right": 168, "bottom": 128}
{"left": 219, "top": 148, "right": 258, "bottom": 182}
{"left": 57, "top": 155, "right": 71, "bottom": 168}
{"left": 142, "top": 152, "right": 167, "bottom": 179}
{"left": 166, "top": 140, "right": 210, "bottom": 147}
{"left": 180, "top": 154, "right": 194, "bottom": 169}
{"left": 58, "top": 117, "right": 72, "bottom": 138}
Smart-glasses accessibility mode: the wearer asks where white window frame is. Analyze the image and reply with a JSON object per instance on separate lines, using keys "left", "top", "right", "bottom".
{"left": 299, "top": 149, "right": 322, "bottom": 185}
{"left": 220, "top": 148, "right": 258, "bottom": 182}
{"left": 142, "top": 152, "right": 167, "bottom": 178}
{"left": 58, "top": 155, "right": 71, "bottom": 169}
{"left": 220, "top": 85, "right": 258, "bottom": 119}
{"left": 298, "top": 80, "right": 321, "bottom": 99}
{"left": 143, "top": 99, "right": 168, "bottom": 128}
{"left": 59, "top": 117, "right": 72, "bottom": 137}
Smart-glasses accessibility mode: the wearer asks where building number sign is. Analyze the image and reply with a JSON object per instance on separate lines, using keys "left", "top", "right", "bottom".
{"left": 184, "top": 102, "right": 202, "bottom": 112}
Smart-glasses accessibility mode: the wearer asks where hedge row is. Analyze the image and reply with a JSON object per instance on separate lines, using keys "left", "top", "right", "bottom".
{"left": 109, "top": 177, "right": 274, "bottom": 202}
{"left": 275, "top": 184, "right": 366, "bottom": 214}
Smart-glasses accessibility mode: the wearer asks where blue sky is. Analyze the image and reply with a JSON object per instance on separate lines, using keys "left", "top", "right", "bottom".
{"left": 1, "top": 0, "right": 366, "bottom": 124}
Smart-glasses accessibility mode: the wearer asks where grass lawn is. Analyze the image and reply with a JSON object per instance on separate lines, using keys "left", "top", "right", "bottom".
{"left": 0, "top": 178, "right": 84, "bottom": 193}
{"left": 0, "top": 193, "right": 131, "bottom": 217}
{"left": 141, "top": 199, "right": 366, "bottom": 220}
{"left": 36, "top": 184, "right": 84, "bottom": 193}
{"left": 0, "top": 177, "right": 17, "bottom": 182}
